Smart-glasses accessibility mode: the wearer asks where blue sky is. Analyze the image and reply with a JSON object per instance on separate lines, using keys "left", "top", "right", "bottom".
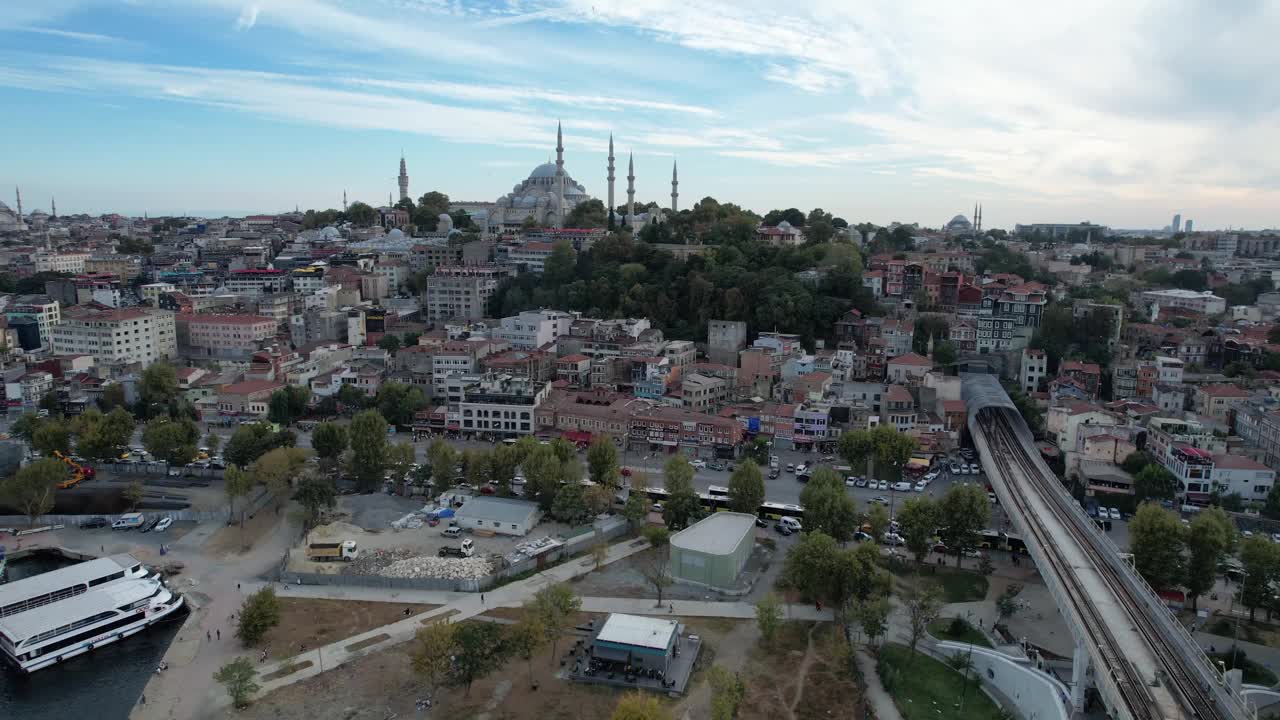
{"left": 2, "top": 1, "right": 1279, "bottom": 230}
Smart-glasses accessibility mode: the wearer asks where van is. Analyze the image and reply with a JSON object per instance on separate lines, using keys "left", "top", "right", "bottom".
{"left": 442, "top": 525, "right": 462, "bottom": 538}
{"left": 778, "top": 516, "right": 802, "bottom": 532}
{"left": 112, "top": 512, "right": 145, "bottom": 530}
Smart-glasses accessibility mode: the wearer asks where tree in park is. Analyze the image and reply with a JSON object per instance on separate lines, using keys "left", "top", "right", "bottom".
{"left": 897, "top": 496, "right": 939, "bottom": 565}
{"left": 708, "top": 664, "right": 745, "bottom": 720}
{"left": 1128, "top": 503, "right": 1186, "bottom": 590}
{"left": 426, "top": 437, "right": 458, "bottom": 482}
{"left": 829, "top": 542, "right": 892, "bottom": 631}
{"left": 294, "top": 474, "right": 337, "bottom": 527}
{"left": 1121, "top": 452, "right": 1150, "bottom": 475}
{"left": 866, "top": 502, "right": 890, "bottom": 540}
{"left": 386, "top": 442, "right": 417, "bottom": 484}
{"left": 410, "top": 622, "right": 455, "bottom": 700}
{"left": 224, "top": 464, "right": 254, "bottom": 525}
{"left": 798, "top": 468, "right": 859, "bottom": 542}
{"left": 523, "top": 446, "right": 563, "bottom": 511}
{"left": 0, "top": 458, "right": 62, "bottom": 525}
{"left": 204, "top": 431, "right": 222, "bottom": 457}
{"left": 236, "top": 587, "right": 282, "bottom": 646}
{"left": 551, "top": 481, "right": 592, "bottom": 525}
{"left": 755, "top": 592, "right": 783, "bottom": 643}
{"left": 267, "top": 385, "right": 311, "bottom": 426}
{"left": 142, "top": 417, "right": 200, "bottom": 465}
{"left": 31, "top": 420, "right": 70, "bottom": 457}
{"left": 996, "top": 583, "right": 1024, "bottom": 624}
{"left": 727, "top": 460, "right": 765, "bottom": 514}
{"left": 10, "top": 412, "right": 42, "bottom": 442}
{"left": 1240, "top": 536, "right": 1280, "bottom": 621}
{"left": 346, "top": 200, "right": 377, "bottom": 226}
{"left": 661, "top": 455, "right": 702, "bottom": 530}
{"left": 375, "top": 381, "right": 427, "bottom": 427}
{"left": 639, "top": 526, "right": 674, "bottom": 606}
{"left": 586, "top": 437, "right": 620, "bottom": 489}
{"left": 507, "top": 615, "right": 546, "bottom": 688}
{"left": 98, "top": 383, "right": 126, "bottom": 411}
{"left": 622, "top": 473, "right": 651, "bottom": 529}
{"left": 529, "top": 582, "right": 581, "bottom": 664}
{"left": 855, "top": 596, "right": 892, "bottom": 647}
{"left": 251, "top": 447, "right": 312, "bottom": 511}
{"left": 377, "top": 334, "right": 402, "bottom": 353}
{"left": 446, "top": 621, "right": 509, "bottom": 696}
{"left": 348, "top": 410, "right": 389, "bottom": 492}
{"left": 938, "top": 483, "right": 990, "bottom": 567}
{"left": 310, "top": 421, "right": 348, "bottom": 469}
{"left": 123, "top": 480, "right": 145, "bottom": 510}
{"left": 611, "top": 691, "right": 670, "bottom": 720}
{"left": 214, "top": 657, "right": 260, "bottom": 709}
{"left": 904, "top": 582, "right": 943, "bottom": 660}
{"left": 225, "top": 422, "right": 287, "bottom": 468}
{"left": 139, "top": 362, "right": 179, "bottom": 418}
{"left": 1134, "top": 464, "right": 1179, "bottom": 503}
{"left": 1186, "top": 507, "right": 1236, "bottom": 611}
{"left": 485, "top": 443, "right": 522, "bottom": 493}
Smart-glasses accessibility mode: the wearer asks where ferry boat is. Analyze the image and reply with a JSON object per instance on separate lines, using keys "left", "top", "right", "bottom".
{"left": 0, "top": 553, "right": 151, "bottom": 619}
{"left": 0, "top": 555, "right": 183, "bottom": 672}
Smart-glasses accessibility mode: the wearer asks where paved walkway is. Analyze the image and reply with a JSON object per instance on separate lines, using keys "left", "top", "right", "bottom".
{"left": 855, "top": 649, "right": 904, "bottom": 720}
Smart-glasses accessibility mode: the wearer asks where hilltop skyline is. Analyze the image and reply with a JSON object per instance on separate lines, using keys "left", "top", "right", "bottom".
{"left": 2, "top": 1, "right": 1278, "bottom": 229}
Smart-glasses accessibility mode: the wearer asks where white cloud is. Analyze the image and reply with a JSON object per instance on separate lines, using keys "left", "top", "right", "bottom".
{"left": 10, "top": 26, "right": 121, "bottom": 42}
{"left": 234, "top": 5, "right": 260, "bottom": 31}
{"left": 341, "top": 77, "right": 717, "bottom": 117}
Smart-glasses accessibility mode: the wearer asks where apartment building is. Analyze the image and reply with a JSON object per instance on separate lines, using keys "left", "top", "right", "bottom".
{"left": 424, "top": 265, "right": 511, "bottom": 321}
{"left": 450, "top": 373, "right": 551, "bottom": 436}
{"left": 51, "top": 306, "right": 177, "bottom": 365}
{"left": 85, "top": 255, "right": 143, "bottom": 281}
{"left": 225, "top": 268, "right": 288, "bottom": 295}
{"left": 34, "top": 251, "right": 90, "bottom": 274}
{"left": 184, "top": 314, "right": 278, "bottom": 359}
{"left": 6, "top": 294, "right": 61, "bottom": 349}
{"left": 1020, "top": 348, "right": 1047, "bottom": 393}
{"left": 1139, "top": 289, "right": 1227, "bottom": 316}
{"left": 1195, "top": 383, "right": 1249, "bottom": 421}
{"left": 493, "top": 309, "right": 574, "bottom": 349}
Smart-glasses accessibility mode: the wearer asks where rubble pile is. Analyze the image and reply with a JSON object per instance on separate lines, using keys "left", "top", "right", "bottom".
{"left": 390, "top": 513, "right": 425, "bottom": 530}
{"left": 342, "top": 547, "right": 417, "bottom": 575}
{"left": 381, "top": 555, "right": 494, "bottom": 580}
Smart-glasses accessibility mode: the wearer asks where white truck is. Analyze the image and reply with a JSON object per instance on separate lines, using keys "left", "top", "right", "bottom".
{"left": 438, "top": 539, "right": 475, "bottom": 558}
{"left": 307, "top": 540, "right": 359, "bottom": 562}
{"left": 112, "top": 512, "right": 146, "bottom": 530}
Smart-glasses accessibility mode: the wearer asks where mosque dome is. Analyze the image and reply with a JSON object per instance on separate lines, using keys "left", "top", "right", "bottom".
{"left": 778, "top": 220, "right": 793, "bottom": 230}
{"left": 320, "top": 226, "right": 340, "bottom": 240}
{"left": 387, "top": 228, "right": 405, "bottom": 240}
{"left": 948, "top": 214, "right": 971, "bottom": 226}
{"left": 529, "top": 162, "right": 559, "bottom": 179}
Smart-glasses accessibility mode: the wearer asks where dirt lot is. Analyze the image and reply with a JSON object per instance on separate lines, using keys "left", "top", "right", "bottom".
{"left": 738, "top": 622, "right": 863, "bottom": 720}
{"left": 257, "top": 598, "right": 438, "bottom": 660}
{"left": 285, "top": 495, "right": 581, "bottom": 580}
{"left": 207, "top": 510, "right": 283, "bottom": 559}
{"left": 570, "top": 545, "right": 779, "bottom": 602}
{"left": 236, "top": 614, "right": 747, "bottom": 720}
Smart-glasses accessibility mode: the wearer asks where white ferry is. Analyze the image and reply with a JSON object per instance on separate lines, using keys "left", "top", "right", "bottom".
{"left": 0, "top": 553, "right": 151, "bottom": 619}
{"left": 0, "top": 555, "right": 183, "bottom": 672}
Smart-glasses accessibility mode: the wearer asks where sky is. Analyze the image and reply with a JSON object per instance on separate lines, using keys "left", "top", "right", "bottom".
{"left": 1, "top": 1, "right": 1279, "bottom": 230}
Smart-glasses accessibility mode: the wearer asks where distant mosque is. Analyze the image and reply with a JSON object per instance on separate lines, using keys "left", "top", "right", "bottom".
{"left": 482, "top": 123, "right": 678, "bottom": 233}
{"left": 944, "top": 203, "right": 983, "bottom": 236}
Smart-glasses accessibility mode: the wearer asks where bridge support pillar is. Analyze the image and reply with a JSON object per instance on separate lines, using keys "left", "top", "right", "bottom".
{"left": 1071, "top": 641, "right": 1092, "bottom": 711}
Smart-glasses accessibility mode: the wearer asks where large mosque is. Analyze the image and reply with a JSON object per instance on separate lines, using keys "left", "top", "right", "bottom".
{"left": 482, "top": 123, "right": 677, "bottom": 233}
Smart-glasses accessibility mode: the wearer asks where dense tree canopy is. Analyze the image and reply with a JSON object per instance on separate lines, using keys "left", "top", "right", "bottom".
{"left": 488, "top": 229, "right": 878, "bottom": 348}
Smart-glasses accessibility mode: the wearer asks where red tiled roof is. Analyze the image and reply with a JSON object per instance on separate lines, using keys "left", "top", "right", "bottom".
{"left": 184, "top": 313, "right": 276, "bottom": 326}
{"left": 889, "top": 352, "right": 933, "bottom": 367}
{"left": 559, "top": 354, "right": 591, "bottom": 363}
{"left": 220, "top": 380, "right": 283, "bottom": 395}
{"left": 1199, "top": 383, "right": 1249, "bottom": 398}
{"left": 1062, "top": 361, "right": 1101, "bottom": 374}
{"left": 1213, "top": 454, "right": 1271, "bottom": 471}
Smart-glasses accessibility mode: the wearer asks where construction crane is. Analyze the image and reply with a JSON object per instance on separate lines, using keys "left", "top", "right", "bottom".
{"left": 52, "top": 450, "right": 95, "bottom": 489}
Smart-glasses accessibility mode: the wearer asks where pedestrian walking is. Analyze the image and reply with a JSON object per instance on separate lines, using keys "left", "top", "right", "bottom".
{"left": 140, "top": 695, "right": 146, "bottom": 705}
{"left": 217, "top": 628, "right": 221, "bottom": 640}
{"left": 481, "top": 593, "right": 485, "bottom": 605}
{"left": 207, "top": 630, "right": 211, "bottom": 641}
{"left": 237, "top": 582, "right": 241, "bottom": 591}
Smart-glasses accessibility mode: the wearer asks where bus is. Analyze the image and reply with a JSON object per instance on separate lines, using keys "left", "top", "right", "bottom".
{"left": 639, "top": 487, "right": 804, "bottom": 520}
{"left": 706, "top": 485, "right": 730, "bottom": 498}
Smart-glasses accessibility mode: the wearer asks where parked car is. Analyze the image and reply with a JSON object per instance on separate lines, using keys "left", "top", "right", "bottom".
{"left": 774, "top": 523, "right": 794, "bottom": 536}
{"left": 139, "top": 517, "right": 161, "bottom": 533}
{"left": 988, "top": 492, "right": 999, "bottom": 504}
{"left": 154, "top": 517, "right": 173, "bottom": 532}
{"left": 690, "top": 459, "right": 707, "bottom": 470}
{"left": 914, "top": 480, "right": 927, "bottom": 492}
{"left": 882, "top": 532, "right": 905, "bottom": 546}
{"left": 80, "top": 517, "right": 109, "bottom": 529}
{"left": 167, "top": 468, "right": 181, "bottom": 477}
{"left": 1108, "top": 507, "right": 1121, "bottom": 520}
{"left": 855, "top": 477, "right": 869, "bottom": 488}
{"left": 709, "top": 461, "right": 726, "bottom": 472}
{"left": 755, "top": 517, "right": 768, "bottom": 528}
{"left": 854, "top": 531, "right": 874, "bottom": 543}
{"left": 845, "top": 476, "right": 859, "bottom": 486}
{"left": 948, "top": 463, "right": 962, "bottom": 474}
{"left": 651, "top": 503, "right": 664, "bottom": 513}
{"left": 892, "top": 481, "right": 912, "bottom": 492}
{"left": 877, "top": 480, "right": 889, "bottom": 491}
{"left": 968, "top": 463, "right": 981, "bottom": 474}
{"left": 480, "top": 485, "right": 496, "bottom": 495}
{"left": 786, "top": 464, "right": 795, "bottom": 473}
{"left": 871, "top": 495, "right": 890, "bottom": 505}
{"left": 768, "top": 468, "right": 781, "bottom": 479}
{"left": 924, "top": 470, "right": 940, "bottom": 481}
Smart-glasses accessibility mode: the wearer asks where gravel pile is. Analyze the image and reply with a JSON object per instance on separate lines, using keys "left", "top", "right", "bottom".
{"left": 381, "top": 555, "right": 493, "bottom": 579}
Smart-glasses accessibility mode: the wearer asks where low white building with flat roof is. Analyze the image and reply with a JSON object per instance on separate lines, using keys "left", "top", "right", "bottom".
{"left": 453, "top": 496, "right": 541, "bottom": 536}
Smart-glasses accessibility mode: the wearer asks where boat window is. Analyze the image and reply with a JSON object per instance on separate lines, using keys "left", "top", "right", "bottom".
{"left": 89, "top": 571, "right": 125, "bottom": 588}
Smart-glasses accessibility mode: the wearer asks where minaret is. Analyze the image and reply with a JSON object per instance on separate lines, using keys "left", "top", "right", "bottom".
{"left": 554, "top": 122, "right": 566, "bottom": 228}
{"left": 607, "top": 134, "right": 616, "bottom": 224}
{"left": 398, "top": 154, "right": 409, "bottom": 202}
{"left": 51, "top": 197, "right": 56, "bottom": 220}
{"left": 670, "top": 160, "right": 679, "bottom": 213}
{"left": 343, "top": 190, "right": 348, "bottom": 212}
{"left": 626, "top": 153, "right": 635, "bottom": 224}
{"left": 14, "top": 187, "right": 24, "bottom": 230}
{"left": 977, "top": 204, "right": 983, "bottom": 234}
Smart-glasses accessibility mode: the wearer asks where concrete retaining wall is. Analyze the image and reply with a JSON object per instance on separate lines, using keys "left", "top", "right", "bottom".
{"left": 936, "top": 641, "right": 1071, "bottom": 720}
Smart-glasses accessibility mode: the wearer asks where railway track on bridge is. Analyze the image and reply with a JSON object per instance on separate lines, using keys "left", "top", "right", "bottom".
{"left": 980, "top": 409, "right": 1233, "bottom": 720}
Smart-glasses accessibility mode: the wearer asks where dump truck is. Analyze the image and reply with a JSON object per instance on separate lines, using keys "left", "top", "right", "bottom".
{"left": 307, "top": 540, "right": 359, "bottom": 562}
{"left": 437, "top": 538, "right": 475, "bottom": 558}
